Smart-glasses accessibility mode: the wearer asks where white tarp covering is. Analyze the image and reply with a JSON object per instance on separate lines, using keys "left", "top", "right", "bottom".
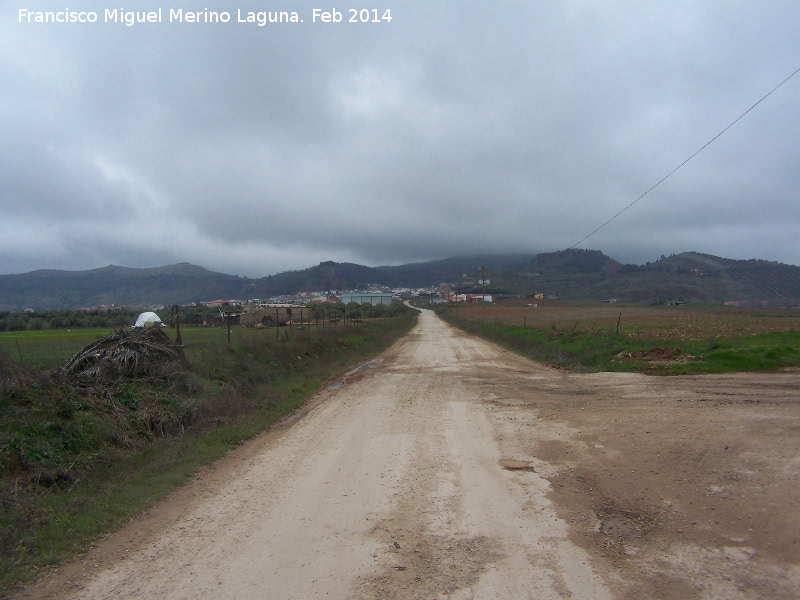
{"left": 133, "top": 311, "right": 163, "bottom": 328}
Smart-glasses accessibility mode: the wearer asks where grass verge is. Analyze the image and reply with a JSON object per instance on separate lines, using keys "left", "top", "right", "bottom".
{"left": 435, "top": 307, "right": 800, "bottom": 374}
{"left": 1, "top": 311, "right": 417, "bottom": 597}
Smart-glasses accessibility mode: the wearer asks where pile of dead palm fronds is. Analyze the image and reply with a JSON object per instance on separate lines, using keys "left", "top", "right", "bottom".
{"left": 56, "top": 327, "right": 185, "bottom": 384}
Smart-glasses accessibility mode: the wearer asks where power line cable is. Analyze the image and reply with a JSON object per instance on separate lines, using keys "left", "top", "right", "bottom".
{"left": 570, "top": 65, "right": 800, "bottom": 249}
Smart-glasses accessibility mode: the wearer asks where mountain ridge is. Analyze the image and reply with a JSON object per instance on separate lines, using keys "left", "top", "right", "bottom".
{"left": 1, "top": 250, "right": 798, "bottom": 311}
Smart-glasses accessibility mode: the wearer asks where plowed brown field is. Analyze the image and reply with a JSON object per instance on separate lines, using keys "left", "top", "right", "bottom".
{"left": 452, "top": 302, "right": 800, "bottom": 340}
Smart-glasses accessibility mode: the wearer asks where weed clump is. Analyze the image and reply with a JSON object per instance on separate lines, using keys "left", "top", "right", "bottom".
{"left": 55, "top": 326, "right": 185, "bottom": 384}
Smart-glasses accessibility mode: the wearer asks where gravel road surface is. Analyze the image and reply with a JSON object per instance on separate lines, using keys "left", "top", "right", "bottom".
{"left": 26, "top": 308, "right": 800, "bottom": 599}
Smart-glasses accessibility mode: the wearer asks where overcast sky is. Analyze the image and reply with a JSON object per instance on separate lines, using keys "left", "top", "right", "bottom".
{"left": 2, "top": 1, "right": 799, "bottom": 277}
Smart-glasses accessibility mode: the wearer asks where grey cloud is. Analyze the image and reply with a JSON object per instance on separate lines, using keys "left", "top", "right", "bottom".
{"left": 1, "top": 1, "right": 799, "bottom": 277}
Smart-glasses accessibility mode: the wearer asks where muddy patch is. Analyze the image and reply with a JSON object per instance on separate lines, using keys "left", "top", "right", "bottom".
{"left": 612, "top": 346, "right": 698, "bottom": 364}
{"left": 353, "top": 530, "right": 500, "bottom": 600}
{"left": 327, "top": 357, "right": 385, "bottom": 390}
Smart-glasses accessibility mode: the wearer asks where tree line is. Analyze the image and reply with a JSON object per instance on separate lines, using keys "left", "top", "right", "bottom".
{"left": 0, "top": 300, "right": 408, "bottom": 332}
{"left": 0, "top": 308, "right": 140, "bottom": 332}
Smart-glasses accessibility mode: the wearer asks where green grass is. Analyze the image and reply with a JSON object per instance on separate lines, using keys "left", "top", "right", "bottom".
{"left": 663, "top": 333, "right": 800, "bottom": 374}
{"left": 437, "top": 308, "right": 800, "bottom": 375}
{"left": 0, "top": 329, "right": 112, "bottom": 371}
{"left": 0, "top": 312, "right": 418, "bottom": 596}
{"left": 9, "top": 389, "right": 306, "bottom": 573}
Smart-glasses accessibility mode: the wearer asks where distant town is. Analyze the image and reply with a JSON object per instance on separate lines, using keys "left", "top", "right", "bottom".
{"left": 79, "top": 282, "right": 496, "bottom": 315}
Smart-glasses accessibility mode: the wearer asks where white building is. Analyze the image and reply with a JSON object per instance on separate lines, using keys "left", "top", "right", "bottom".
{"left": 340, "top": 293, "right": 396, "bottom": 306}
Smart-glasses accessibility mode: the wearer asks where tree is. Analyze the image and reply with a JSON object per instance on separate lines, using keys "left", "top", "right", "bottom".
{"left": 345, "top": 302, "right": 362, "bottom": 320}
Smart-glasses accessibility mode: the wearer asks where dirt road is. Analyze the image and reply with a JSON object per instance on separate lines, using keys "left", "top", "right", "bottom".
{"left": 26, "top": 309, "right": 800, "bottom": 599}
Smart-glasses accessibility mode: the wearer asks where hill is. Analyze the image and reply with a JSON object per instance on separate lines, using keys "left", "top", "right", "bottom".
{"left": 0, "top": 263, "right": 257, "bottom": 311}
{"left": 1, "top": 251, "right": 798, "bottom": 311}
{"left": 374, "top": 254, "right": 533, "bottom": 288}
{"left": 509, "top": 249, "right": 623, "bottom": 297}
{"left": 0, "top": 255, "right": 531, "bottom": 311}
{"left": 508, "top": 250, "right": 800, "bottom": 306}
{"left": 253, "top": 261, "right": 384, "bottom": 297}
